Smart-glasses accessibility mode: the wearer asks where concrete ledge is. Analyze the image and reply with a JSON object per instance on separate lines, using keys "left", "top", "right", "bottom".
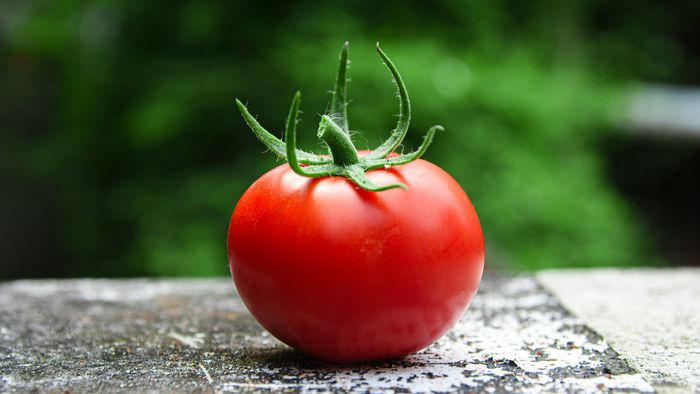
{"left": 0, "top": 275, "right": 659, "bottom": 392}
{"left": 538, "top": 268, "right": 700, "bottom": 394}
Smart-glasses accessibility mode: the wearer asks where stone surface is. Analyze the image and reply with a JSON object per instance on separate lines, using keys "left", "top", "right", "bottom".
{"left": 0, "top": 276, "right": 653, "bottom": 392}
{"left": 538, "top": 268, "right": 700, "bottom": 394}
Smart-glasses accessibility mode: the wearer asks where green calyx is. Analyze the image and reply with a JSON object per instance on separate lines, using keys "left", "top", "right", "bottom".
{"left": 235, "top": 42, "right": 443, "bottom": 192}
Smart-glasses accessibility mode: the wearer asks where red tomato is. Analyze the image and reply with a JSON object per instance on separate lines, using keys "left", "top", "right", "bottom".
{"left": 227, "top": 153, "right": 484, "bottom": 363}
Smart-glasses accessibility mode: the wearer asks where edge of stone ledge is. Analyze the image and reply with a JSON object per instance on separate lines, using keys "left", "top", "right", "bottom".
{"left": 536, "top": 267, "right": 700, "bottom": 394}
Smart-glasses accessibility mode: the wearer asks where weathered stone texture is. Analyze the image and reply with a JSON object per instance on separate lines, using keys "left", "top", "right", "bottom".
{"left": 0, "top": 276, "right": 653, "bottom": 392}
{"left": 539, "top": 268, "right": 700, "bottom": 394}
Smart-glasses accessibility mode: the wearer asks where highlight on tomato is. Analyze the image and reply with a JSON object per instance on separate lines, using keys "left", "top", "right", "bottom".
{"left": 228, "top": 42, "right": 485, "bottom": 363}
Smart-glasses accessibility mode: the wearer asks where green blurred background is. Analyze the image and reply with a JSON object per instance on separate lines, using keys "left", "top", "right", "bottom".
{"left": 1, "top": 1, "right": 699, "bottom": 278}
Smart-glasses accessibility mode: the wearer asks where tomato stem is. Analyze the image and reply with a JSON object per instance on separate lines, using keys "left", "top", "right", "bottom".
{"left": 235, "top": 42, "right": 441, "bottom": 192}
{"left": 318, "top": 116, "right": 359, "bottom": 166}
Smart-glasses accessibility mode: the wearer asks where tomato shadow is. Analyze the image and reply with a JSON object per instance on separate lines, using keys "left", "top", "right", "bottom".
{"left": 248, "top": 347, "right": 326, "bottom": 368}
{"left": 245, "top": 346, "right": 415, "bottom": 371}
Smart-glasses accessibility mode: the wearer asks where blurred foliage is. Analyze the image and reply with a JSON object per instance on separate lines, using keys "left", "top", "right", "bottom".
{"left": 2, "top": 0, "right": 698, "bottom": 277}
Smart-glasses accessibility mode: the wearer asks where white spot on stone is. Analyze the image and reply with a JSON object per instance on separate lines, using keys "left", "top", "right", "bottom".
{"left": 167, "top": 331, "right": 205, "bottom": 349}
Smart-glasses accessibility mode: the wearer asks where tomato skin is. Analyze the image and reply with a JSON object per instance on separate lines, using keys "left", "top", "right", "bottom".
{"left": 227, "top": 156, "right": 484, "bottom": 363}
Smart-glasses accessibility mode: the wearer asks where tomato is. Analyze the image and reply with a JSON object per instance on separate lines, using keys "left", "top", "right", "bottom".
{"left": 227, "top": 153, "right": 483, "bottom": 362}
{"left": 229, "top": 43, "right": 484, "bottom": 362}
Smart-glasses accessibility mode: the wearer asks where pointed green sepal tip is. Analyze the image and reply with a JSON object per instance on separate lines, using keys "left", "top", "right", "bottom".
{"left": 235, "top": 42, "right": 440, "bottom": 193}
{"left": 234, "top": 98, "right": 244, "bottom": 110}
